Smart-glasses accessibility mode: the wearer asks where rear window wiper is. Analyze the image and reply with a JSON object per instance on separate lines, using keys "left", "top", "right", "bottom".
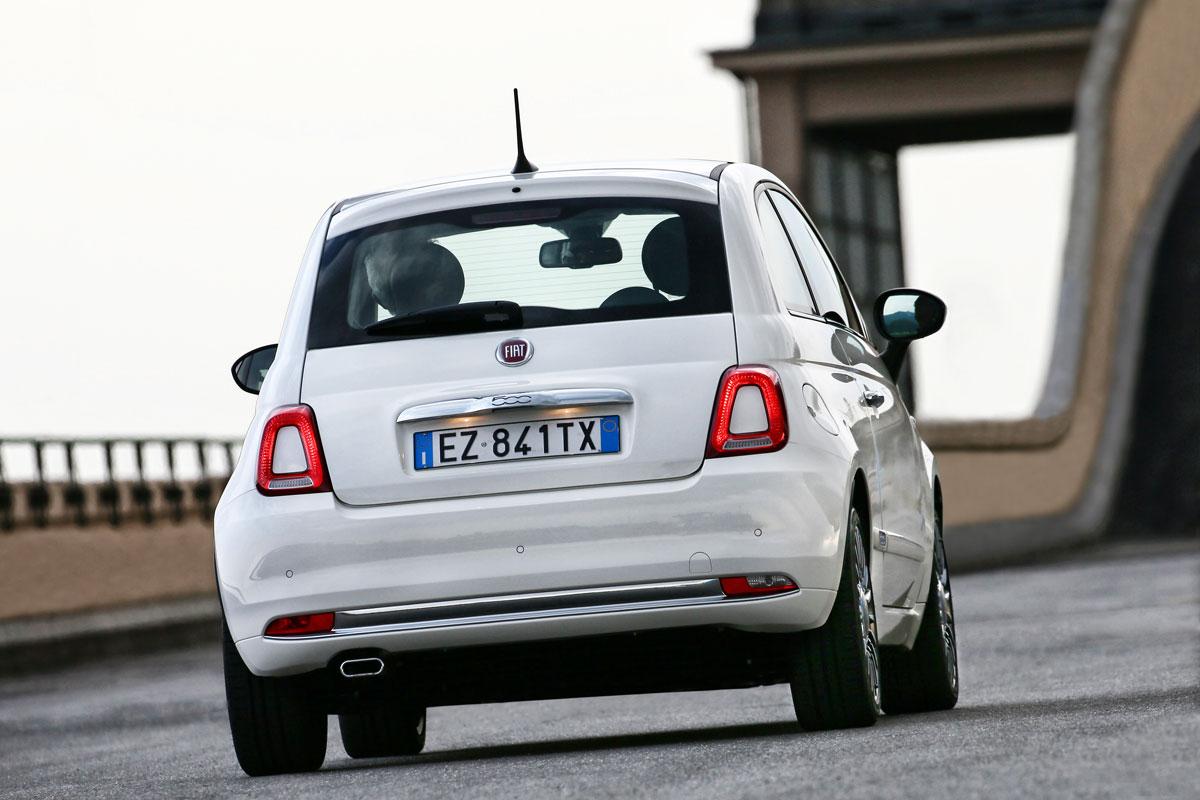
{"left": 365, "top": 300, "right": 523, "bottom": 338}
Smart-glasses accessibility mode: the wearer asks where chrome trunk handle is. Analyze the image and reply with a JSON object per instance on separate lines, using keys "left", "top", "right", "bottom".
{"left": 396, "top": 388, "right": 633, "bottom": 425}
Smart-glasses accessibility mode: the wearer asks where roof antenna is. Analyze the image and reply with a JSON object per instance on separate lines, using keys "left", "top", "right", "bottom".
{"left": 511, "top": 88, "right": 538, "bottom": 175}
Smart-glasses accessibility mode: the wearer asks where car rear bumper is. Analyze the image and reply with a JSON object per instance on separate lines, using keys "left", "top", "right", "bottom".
{"left": 215, "top": 449, "right": 849, "bottom": 676}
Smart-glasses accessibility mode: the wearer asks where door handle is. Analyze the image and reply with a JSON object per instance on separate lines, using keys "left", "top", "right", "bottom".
{"left": 860, "top": 390, "right": 885, "bottom": 409}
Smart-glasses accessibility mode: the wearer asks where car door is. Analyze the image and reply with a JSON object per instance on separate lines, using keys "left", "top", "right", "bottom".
{"left": 753, "top": 188, "right": 884, "bottom": 579}
{"left": 766, "top": 189, "right": 927, "bottom": 608}
{"left": 858, "top": 381, "right": 933, "bottom": 605}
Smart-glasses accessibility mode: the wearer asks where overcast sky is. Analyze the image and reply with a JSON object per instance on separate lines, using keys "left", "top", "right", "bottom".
{"left": 1, "top": 0, "right": 1071, "bottom": 439}
{"left": 901, "top": 134, "right": 1072, "bottom": 418}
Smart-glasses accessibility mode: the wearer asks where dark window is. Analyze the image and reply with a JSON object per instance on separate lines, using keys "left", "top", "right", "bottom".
{"left": 755, "top": 192, "right": 817, "bottom": 314}
{"left": 768, "top": 190, "right": 863, "bottom": 334}
{"left": 308, "top": 198, "right": 731, "bottom": 349}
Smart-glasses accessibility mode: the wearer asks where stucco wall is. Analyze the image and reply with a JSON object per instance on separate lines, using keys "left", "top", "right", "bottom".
{"left": 0, "top": 522, "right": 214, "bottom": 620}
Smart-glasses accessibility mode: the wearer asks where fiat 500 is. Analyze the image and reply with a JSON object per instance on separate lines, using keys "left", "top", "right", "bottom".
{"left": 218, "top": 159, "right": 958, "bottom": 776}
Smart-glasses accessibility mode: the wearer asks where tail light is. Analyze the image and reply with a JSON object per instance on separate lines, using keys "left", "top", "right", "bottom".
{"left": 706, "top": 365, "right": 788, "bottom": 457}
{"left": 256, "top": 404, "right": 331, "bottom": 496}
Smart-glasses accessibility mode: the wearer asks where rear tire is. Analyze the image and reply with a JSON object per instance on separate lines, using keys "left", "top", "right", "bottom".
{"left": 222, "top": 624, "right": 327, "bottom": 776}
{"left": 339, "top": 705, "right": 427, "bottom": 759}
{"left": 788, "top": 506, "right": 882, "bottom": 730}
{"left": 881, "top": 509, "right": 959, "bottom": 714}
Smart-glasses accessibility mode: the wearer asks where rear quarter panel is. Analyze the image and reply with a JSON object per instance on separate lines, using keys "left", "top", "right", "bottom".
{"left": 218, "top": 206, "right": 333, "bottom": 507}
{"left": 717, "top": 164, "right": 867, "bottom": 582}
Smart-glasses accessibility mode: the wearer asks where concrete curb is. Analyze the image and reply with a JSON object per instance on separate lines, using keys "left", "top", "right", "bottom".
{"left": 948, "top": 529, "right": 1198, "bottom": 573}
{"left": 0, "top": 596, "right": 221, "bottom": 676}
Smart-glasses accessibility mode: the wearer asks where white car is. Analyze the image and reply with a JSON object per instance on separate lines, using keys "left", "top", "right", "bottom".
{"left": 217, "top": 158, "right": 957, "bottom": 776}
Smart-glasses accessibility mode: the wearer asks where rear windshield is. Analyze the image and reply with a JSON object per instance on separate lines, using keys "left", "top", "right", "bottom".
{"left": 307, "top": 197, "right": 729, "bottom": 349}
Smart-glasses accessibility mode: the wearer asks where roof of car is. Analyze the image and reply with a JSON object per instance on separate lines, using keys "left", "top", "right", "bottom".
{"left": 332, "top": 159, "right": 732, "bottom": 216}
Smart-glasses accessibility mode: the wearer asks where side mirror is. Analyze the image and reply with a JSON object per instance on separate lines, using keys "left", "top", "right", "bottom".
{"left": 873, "top": 289, "right": 946, "bottom": 381}
{"left": 539, "top": 237, "right": 623, "bottom": 269}
{"left": 231, "top": 344, "right": 277, "bottom": 394}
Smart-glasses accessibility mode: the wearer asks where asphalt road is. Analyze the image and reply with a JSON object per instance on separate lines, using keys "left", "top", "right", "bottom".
{"left": 2, "top": 543, "right": 1196, "bottom": 799}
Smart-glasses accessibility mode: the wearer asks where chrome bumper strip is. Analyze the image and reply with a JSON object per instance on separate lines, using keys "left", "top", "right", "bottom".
{"left": 395, "top": 388, "right": 633, "bottom": 425}
{"left": 326, "top": 578, "right": 728, "bottom": 637}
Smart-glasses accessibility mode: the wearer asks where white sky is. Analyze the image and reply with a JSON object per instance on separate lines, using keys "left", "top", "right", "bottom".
{"left": 901, "top": 134, "right": 1074, "bottom": 419}
{"left": 0, "top": 0, "right": 1071, "bottom": 438}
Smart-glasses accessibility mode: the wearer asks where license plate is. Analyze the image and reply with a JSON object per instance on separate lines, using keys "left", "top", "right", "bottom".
{"left": 413, "top": 415, "right": 620, "bottom": 470}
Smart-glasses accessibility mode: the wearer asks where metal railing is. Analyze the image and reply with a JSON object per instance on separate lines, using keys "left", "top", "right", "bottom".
{"left": 0, "top": 437, "right": 242, "bottom": 530}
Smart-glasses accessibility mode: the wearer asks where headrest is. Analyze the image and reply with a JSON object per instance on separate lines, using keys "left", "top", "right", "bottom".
{"left": 600, "top": 286, "right": 669, "bottom": 309}
{"left": 640, "top": 217, "right": 689, "bottom": 297}
{"left": 364, "top": 240, "right": 465, "bottom": 317}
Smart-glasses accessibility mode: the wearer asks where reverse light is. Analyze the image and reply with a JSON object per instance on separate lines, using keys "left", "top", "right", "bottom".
{"left": 264, "top": 612, "right": 335, "bottom": 636}
{"left": 720, "top": 575, "right": 798, "bottom": 598}
{"left": 707, "top": 366, "right": 788, "bottom": 457}
{"left": 256, "top": 404, "right": 331, "bottom": 496}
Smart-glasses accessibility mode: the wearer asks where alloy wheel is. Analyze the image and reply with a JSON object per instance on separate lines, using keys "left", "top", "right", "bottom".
{"left": 934, "top": 530, "right": 958, "bottom": 692}
{"left": 852, "top": 514, "right": 882, "bottom": 713}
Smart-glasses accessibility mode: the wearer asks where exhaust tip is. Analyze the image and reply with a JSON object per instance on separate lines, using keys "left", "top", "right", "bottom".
{"left": 339, "top": 657, "right": 385, "bottom": 678}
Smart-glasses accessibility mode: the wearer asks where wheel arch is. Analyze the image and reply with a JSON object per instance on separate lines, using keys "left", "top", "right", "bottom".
{"left": 822, "top": 465, "right": 872, "bottom": 615}
{"left": 851, "top": 468, "right": 870, "bottom": 524}
{"left": 851, "top": 468, "right": 872, "bottom": 559}
{"left": 907, "top": 473, "right": 945, "bottom": 639}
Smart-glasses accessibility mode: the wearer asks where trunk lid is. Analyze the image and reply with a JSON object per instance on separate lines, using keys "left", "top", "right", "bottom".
{"left": 302, "top": 314, "right": 735, "bottom": 505}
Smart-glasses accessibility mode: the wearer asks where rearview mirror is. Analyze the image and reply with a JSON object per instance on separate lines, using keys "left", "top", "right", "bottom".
{"left": 231, "top": 344, "right": 277, "bottom": 394}
{"left": 539, "top": 237, "right": 622, "bottom": 269}
{"left": 872, "top": 289, "right": 946, "bottom": 381}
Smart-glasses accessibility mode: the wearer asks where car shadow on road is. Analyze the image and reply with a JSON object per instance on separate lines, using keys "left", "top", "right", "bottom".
{"left": 321, "top": 685, "right": 1200, "bottom": 774}
{"left": 323, "top": 720, "right": 805, "bottom": 772}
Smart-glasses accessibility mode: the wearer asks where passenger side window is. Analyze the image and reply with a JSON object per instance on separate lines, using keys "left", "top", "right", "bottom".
{"left": 755, "top": 193, "right": 817, "bottom": 315}
{"left": 768, "top": 190, "right": 860, "bottom": 333}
